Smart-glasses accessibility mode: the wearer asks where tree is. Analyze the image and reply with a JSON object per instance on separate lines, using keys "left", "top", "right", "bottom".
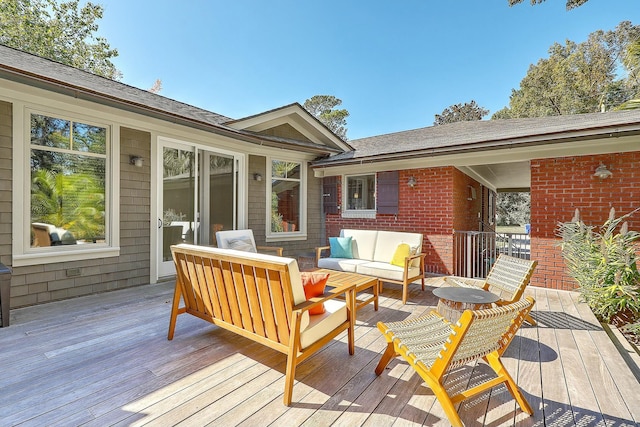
{"left": 508, "top": 0, "right": 589, "bottom": 10}
{"left": 433, "top": 100, "right": 489, "bottom": 126}
{"left": 617, "top": 38, "right": 640, "bottom": 110}
{"left": 497, "top": 192, "right": 530, "bottom": 226}
{"left": 0, "top": 0, "right": 121, "bottom": 79}
{"left": 303, "top": 95, "right": 349, "bottom": 140}
{"left": 493, "top": 21, "right": 640, "bottom": 119}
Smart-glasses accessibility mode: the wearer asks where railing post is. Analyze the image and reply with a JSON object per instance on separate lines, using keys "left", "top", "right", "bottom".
{"left": 466, "top": 234, "right": 472, "bottom": 278}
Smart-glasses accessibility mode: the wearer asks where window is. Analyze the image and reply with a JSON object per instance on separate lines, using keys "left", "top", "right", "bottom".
{"left": 346, "top": 174, "right": 375, "bottom": 211}
{"left": 29, "top": 113, "right": 107, "bottom": 248}
{"left": 269, "top": 159, "right": 302, "bottom": 234}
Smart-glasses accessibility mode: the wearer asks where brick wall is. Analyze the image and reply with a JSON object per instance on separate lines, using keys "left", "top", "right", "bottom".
{"left": 324, "top": 166, "right": 461, "bottom": 274}
{"left": 530, "top": 152, "right": 640, "bottom": 289}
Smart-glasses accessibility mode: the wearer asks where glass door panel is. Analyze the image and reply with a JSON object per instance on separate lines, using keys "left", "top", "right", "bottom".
{"left": 161, "top": 145, "right": 196, "bottom": 264}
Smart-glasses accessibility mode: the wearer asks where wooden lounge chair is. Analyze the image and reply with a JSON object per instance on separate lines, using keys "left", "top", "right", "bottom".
{"left": 168, "top": 244, "right": 356, "bottom": 405}
{"left": 444, "top": 254, "right": 538, "bottom": 325}
{"left": 375, "top": 297, "right": 535, "bottom": 427}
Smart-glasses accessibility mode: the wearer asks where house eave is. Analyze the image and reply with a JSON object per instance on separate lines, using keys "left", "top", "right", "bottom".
{"left": 311, "top": 126, "right": 640, "bottom": 169}
{"left": 0, "top": 65, "right": 338, "bottom": 156}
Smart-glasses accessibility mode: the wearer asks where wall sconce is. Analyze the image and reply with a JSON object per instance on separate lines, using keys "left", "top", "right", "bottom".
{"left": 407, "top": 176, "right": 417, "bottom": 188}
{"left": 467, "top": 185, "right": 477, "bottom": 200}
{"left": 593, "top": 163, "right": 612, "bottom": 179}
{"left": 129, "top": 155, "right": 143, "bottom": 167}
{"left": 253, "top": 173, "right": 263, "bottom": 181}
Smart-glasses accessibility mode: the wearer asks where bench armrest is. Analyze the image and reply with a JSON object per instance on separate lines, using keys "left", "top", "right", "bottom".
{"left": 315, "top": 246, "right": 330, "bottom": 264}
{"left": 293, "top": 282, "right": 356, "bottom": 313}
{"left": 256, "top": 245, "right": 284, "bottom": 256}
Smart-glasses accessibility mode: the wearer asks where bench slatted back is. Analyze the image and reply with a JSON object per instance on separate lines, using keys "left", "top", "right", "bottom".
{"left": 172, "top": 246, "right": 296, "bottom": 350}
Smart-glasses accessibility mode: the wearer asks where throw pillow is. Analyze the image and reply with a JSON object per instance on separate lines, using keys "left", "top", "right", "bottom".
{"left": 301, "top": 272, "right": 330, "bottom": 315}
{"left": 226, "top": 237, "right": 256, "bottom": 252}
{"left": 329, "top": 236, "right": 353, "bottom": 258}
{"left": 390, "top": 243, "right": 411, "bottom": 267}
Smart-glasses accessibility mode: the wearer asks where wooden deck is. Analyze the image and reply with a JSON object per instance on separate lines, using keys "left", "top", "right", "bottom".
{"left": 1, "top": 277, "right": 639, "bottom": 426}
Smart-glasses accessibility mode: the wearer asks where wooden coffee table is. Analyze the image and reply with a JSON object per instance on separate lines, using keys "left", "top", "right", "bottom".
{"left": 315, "top": 269, "right": 379, "bottom": 311}
{"left": 433, "top": 286, "right": 499, "bottom": 322}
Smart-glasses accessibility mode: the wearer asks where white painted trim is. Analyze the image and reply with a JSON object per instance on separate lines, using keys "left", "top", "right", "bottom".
{"left": 11, "top": 101, "right": 120, "bottom": 267}
{"left": 265, "top": 157, "right": 307, "bottom": 241}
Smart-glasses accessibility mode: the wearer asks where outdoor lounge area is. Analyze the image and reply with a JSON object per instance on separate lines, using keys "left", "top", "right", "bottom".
{"left": 1, "top": 276, "right": 639, "bottom": 426}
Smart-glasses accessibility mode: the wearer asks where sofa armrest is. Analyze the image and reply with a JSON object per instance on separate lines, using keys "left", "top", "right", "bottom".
{"left": 256, "top": 245, "right": 284, "bottom": 256}
{"left": 315, "top": 245, "right": 330, "bottom": 264}
{"left": 406, "top": 252, "right": 426, "bottom": 272}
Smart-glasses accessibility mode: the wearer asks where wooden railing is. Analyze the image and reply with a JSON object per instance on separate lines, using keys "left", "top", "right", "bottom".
{"left": 453, "top": 231, "right": 530, "bottom": 278}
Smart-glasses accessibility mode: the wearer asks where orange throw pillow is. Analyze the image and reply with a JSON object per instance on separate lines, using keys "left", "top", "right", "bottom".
{"left": 301, "top": 272, "right": 330, "bottom": 315}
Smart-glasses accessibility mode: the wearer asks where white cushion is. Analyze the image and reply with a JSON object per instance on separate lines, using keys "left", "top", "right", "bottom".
{"left": 341, "top": 229, "right": 378, "bottom": 261}
{"left": 372, "top": 231, "right": 422, "bottom": 265}
{"left": 225, "top": 237, "right": 256, "bottom": 252}
{"left": 300, "top": 299, "right": 347, "bottom": 349}
{"left": 317, "top": 257, "right": 370, "bottom": 273}
{"left": 356, "top": 261, "right": 421, "bottom": 283}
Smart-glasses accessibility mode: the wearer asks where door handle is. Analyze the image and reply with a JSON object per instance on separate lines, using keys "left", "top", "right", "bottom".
{"left": 158, "top": 218, "right": 163, "bottom": 229}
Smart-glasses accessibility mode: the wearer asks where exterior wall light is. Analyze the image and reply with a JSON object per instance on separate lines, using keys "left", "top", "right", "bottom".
{"left": 407, "top": 176, "right": 416, "bottom": 187}
{"left": 594, "top": 163, "right": 612, "bottom": 179}
{"left": 253, "top": 173, "right": 263, "bottom": 181}
{"left": 129, "top": 155, "right": 143, "bottom": 167}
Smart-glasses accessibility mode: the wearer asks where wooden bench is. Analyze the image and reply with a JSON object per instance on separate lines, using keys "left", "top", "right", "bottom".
{"left": 168, "top": 244, "right": 357, "bottom": 405}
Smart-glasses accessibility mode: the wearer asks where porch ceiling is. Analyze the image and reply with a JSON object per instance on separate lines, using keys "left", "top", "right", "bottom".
{"left": 462, "top": 161, "right": 531, "bottom": 191}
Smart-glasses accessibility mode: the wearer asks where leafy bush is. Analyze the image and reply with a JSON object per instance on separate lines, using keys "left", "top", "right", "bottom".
{"left": 557, "top": 207, "right": 640, "bottom": 323}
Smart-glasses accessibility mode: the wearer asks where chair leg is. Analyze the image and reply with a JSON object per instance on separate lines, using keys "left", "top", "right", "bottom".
{"left": 375, "top": 342, "right": 397, "bottom": 375}
{"left": 283, "top": 353, "right": 298, "bottom": 406}
{"left": 167, "top": 282, "right": 182, "bottom": 340}
{"left": 525, "top": 313, "right": 537, "bottom": 326}
{"left": 485, "top": 352, "right": 533, "bottom": 415}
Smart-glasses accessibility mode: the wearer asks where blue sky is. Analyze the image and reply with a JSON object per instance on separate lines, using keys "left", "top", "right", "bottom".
{"left": 96, "top": 0, "right": 638, "bottom": 140}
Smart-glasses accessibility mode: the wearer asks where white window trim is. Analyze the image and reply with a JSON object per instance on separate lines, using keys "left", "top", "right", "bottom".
{"left": 12, "top": 103, "right": 120, "bottom": 267}
{"left": 342, "top": 173, "right": 377, "bottom": 218}
{"left": 265, "top": 157, "right": 307, "bottom": 242}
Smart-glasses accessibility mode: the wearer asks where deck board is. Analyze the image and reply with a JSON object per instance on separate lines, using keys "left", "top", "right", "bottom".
{"left": 1, "top": 277, "right": 638, "bottom": 426}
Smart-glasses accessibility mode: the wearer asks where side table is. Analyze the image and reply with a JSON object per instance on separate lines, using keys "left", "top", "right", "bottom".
{"left": 433, "top": 286, "right": 499, "bottom": 323}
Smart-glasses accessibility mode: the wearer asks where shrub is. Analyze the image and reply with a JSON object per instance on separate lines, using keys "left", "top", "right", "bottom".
{"left": 557, "top": 207, "right": 640, "bottom": 323}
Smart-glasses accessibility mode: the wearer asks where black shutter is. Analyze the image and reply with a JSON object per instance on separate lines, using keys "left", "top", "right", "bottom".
{"left": 377, "top": 171, "right": 398, "bottom": 214}
{"left": 323, "top": 176, "right": 340, "bottom": 214}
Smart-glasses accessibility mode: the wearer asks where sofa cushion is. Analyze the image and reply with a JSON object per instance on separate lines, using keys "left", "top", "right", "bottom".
{"left": 301, "top": 272, "right": 330, "bottom": 315}
{"left": 226, "top": 237, "right": 257, "bottom": 252}
{"left": 390, "top": 243, "right": 411, "bottom": 267}
{"left": 300, "top": 299, "right": 347, "bottom": 349}
{"left": 356, "top": 261, "right": 422, "bottom": 283}
{"left": 372, "top": 231, "right": 422, "bottom": 265}
{"left": 317, "top": 257, "right": 370, "bottom": 273}
{"left": 329, "top": 236, "right": 353, "bottom": 258}
{"left": 341, "top": 229, "right": 378, "bottom": 261}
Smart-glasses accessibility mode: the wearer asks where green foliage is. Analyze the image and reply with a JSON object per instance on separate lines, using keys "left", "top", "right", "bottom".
{"left": 497, "top": 192, "right": 530, "bottom": 226}
{"left": 0, "top": 0, "right": 120, "bottom": 79}
{"left": 31, "top": 169, "right": 105, "bottom": 240}
{"left": 508, "top": 0, "right": 589, "bottom": 10}
{"left": 433, "top": 100, "right": 489, "bottom": 126}
{"left": 493, "top": 22, "right": 640, "bottom": 119}
{"left": 558, "top": 207, "right": 640, "bottom": 323}
{"left": 303, "top": 95, "right": 349, "bottom": 140}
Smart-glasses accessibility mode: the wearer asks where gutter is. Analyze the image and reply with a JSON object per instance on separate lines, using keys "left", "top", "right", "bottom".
{"left": 311, "top": 126, "right": 640, "bottom": 168}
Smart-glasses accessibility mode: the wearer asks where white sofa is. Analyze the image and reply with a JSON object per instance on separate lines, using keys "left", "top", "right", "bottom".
{"left": 316, "top": 229, "right": 426, "bottom": 304}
